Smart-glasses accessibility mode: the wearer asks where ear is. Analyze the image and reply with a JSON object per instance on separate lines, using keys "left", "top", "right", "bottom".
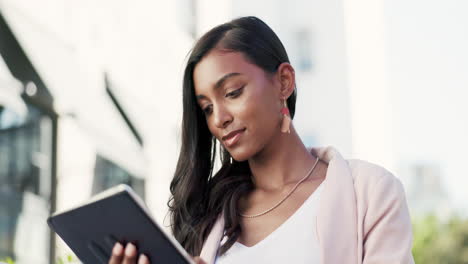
{"left": 276, "top": 62, "right": 296, "bottom": 100}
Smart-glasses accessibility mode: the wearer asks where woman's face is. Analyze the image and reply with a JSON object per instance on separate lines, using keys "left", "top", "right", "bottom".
{"left": 193, "top": 50, "right": 286, "bottom": 161}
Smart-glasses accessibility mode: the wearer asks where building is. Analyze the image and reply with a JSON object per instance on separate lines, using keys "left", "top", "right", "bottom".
{"left": 0, "top": 2, "right": 148, "bottom": 262}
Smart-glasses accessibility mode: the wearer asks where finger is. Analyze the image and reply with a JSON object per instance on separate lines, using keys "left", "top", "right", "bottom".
{"left": 122, "top": 243, "right": 138, "bottom": 264}
{"left": 108, "top": 242, "right": 124, "bottom": 264}
{"left": 193, "top": 256, "right": 207, "bottom": 264}
{"left": 137, "top": 254, "right": 150, "bottom": 264}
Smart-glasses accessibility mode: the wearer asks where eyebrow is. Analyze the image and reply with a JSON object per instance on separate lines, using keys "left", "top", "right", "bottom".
{"left": 196, "top": 72, "right": 242, "bottom": 100}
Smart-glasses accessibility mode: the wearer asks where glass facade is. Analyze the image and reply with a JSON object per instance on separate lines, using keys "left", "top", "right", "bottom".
{"left": 92, "top": 155, "right": 145, "bottom": 199}
{"left": 0, "top": 103, "right": 53, "bottom": 263}
{"left": 1, "top": 6, "right": 146, "bottom": 263}
{"left": 0, "top": 101, "right": 145, "bottom": 263}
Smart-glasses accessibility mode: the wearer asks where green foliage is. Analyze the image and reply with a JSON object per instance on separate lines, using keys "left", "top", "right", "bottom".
{"left": 412, "top": 214, "right": 468, "bottom": 264}
{"left": 0, "top": 257, "right": 15, "bottom": 264}
{"left": 56, "top": 253, "right": 79, "bottom": 264}
{"left": 1, "top": 253, "right": 79, "bottom": 264}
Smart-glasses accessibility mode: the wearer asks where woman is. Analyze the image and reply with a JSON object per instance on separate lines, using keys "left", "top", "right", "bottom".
{"left": 109, "top": 16, "right": 414, "bottom": 264}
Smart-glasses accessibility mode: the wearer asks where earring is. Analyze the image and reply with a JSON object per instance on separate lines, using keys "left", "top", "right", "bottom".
{"left": 280, "top": 99, "right": 291, "bottom": 133}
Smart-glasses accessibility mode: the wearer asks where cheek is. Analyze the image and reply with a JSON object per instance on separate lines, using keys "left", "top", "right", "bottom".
{"left": 239, "top": 86, "right": 281, "bottom": 141}
{"left": 250, "top": 106, "right": 280, "bottom": 142}
{"left": 229, "top": 97, "right": 280, "bottom": 161}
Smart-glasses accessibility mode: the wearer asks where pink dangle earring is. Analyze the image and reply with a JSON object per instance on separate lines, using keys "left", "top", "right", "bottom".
{"left": 280, "top": 99, "right": 291, "bottom": 133}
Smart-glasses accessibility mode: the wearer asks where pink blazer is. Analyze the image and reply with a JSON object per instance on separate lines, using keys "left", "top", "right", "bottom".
{"left": 200, "top": 146, "right": 415, "bottom": 263}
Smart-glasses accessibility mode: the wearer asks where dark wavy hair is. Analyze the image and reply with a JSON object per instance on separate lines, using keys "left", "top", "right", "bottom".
{"left": 168, "top": 16, "right": 297, "bottom": 256}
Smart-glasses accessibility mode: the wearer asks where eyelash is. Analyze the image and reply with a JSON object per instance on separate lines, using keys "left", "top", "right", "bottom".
{"left": 202, "top": 86, "right": 245, "bottom": 115}
{"left": 225, "top": 86, "right": 244, "bottom": 98}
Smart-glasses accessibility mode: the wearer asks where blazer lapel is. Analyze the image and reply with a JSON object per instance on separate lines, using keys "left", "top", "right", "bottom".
{"left": 313, "top": 146, "right": 359, "bottom": 264}
{"left": 200, "top": 214, "right": 225, "bottom": 264}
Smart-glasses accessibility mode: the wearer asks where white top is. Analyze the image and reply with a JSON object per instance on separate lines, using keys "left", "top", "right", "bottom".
{"left": 215, "top": 182, "right": 324, "bottom": 264}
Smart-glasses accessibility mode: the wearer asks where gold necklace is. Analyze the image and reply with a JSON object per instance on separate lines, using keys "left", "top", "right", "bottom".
{"left": 240, "top": 156, "right": 320, "bottom": 218}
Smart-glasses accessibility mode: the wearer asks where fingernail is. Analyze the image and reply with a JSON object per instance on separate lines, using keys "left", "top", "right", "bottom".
{"left": 113, "top": 242, "right": 123, "bottom": 256}
{"left": 125, "top": 243, "right": 137, "bottom": 257}
{"left": 138, "top": 254, "right": 149, "bottom": 264}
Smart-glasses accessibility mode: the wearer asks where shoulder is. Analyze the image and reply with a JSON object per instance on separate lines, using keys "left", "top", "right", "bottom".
{"left": 346, "top": 159, "right": 406, "bottom": 201}
{"left": 345, "top": 160, "right": 414, "bottom": 263}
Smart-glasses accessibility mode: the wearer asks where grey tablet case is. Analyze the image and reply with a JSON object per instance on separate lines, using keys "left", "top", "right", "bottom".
{"left": 47, "top": 184, "right": 194, "bottom": 264}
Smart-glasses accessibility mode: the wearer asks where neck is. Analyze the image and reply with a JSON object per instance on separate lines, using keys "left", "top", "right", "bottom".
{"left": 247, "top": 126, "right": 317, "bottom": 192}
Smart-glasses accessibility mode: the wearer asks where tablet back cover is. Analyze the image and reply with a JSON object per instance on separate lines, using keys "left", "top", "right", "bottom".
{"left": 48, "top": 189, "right": 191, "bottom": 264}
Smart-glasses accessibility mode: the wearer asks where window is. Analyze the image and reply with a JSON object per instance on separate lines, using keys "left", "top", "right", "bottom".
{"left": 294, "top": 28, "right": 314, "bottom": 72}
{"left": 0, "top": 104, "right": 53, "bottom": 263}
{"left": 92, "top": 155, "right": 145, "bottom": 199}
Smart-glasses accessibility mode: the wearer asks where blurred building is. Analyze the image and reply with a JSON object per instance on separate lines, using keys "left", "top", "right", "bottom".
{"left": 0, "top": 3, "right": 147, "bottom": 263}
{"left": 403, "top": 162, "right": 452, "bottom": 219}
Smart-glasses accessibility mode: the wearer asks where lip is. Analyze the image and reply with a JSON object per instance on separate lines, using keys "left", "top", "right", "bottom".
{"left": 222, "top": 128, "right": 246, "bottom": 147}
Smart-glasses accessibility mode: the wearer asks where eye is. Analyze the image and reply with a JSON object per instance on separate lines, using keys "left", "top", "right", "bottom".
{"left": 202, "top": 105, "right": 213, "bottom": 115}
{"left": 225, "top": 86, "right": 244, "bottom": 98}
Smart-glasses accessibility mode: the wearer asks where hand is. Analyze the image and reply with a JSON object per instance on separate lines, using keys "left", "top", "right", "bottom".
{"left": 108, "top": 242, "right": 148, "bottom": 264}
{"left": 108, "top": 242, "right": 207, "bottom": 264}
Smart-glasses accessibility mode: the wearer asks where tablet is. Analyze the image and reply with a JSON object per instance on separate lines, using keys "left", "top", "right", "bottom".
{"left": 47, "top": 184, "right": 195, "bottom": 264}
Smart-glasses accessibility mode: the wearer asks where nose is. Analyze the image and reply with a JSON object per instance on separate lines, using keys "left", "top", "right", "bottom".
{"left": 212, "top": 104, "right": 233, "bottom": 129}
